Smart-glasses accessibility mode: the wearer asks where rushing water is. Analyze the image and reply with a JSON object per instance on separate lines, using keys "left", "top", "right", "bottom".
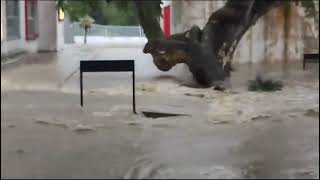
{"left": 1, "top": 47, "right": 319, "bottom": 179}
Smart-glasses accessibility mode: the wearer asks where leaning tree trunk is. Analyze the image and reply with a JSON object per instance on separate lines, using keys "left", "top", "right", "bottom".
{"left": 135, "top": 0, "right": 284, "bottom": 87}
{"left": 134, "top": 0, "right": 163, "bottom": 40}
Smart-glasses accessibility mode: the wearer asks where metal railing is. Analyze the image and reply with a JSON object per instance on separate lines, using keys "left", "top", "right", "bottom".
{"left": 106, "top": 25, "right": 144, "bottom": 37}
{"left": 70, "top": 22, "right": 145, "bottom": 37}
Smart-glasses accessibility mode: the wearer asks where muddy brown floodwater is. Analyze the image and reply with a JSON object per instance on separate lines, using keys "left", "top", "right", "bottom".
{"left": 1, "top": 46, "right": 319, "bottom": 179}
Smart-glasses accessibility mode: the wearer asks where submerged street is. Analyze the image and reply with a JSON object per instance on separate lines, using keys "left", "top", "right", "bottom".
{"left": 1, "top": 45, "right": 319, "bottom": 179}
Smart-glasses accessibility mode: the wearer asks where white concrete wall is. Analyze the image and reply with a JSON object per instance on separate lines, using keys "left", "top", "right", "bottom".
{"left": 235, "top": 6, "right": 311, "bottom": 63}
{"left": 1, "top": 0, "right": 5, "bottom": 42}
{"left": 38, "top": 1, "right": 58, "bottom": 52}
{"left": 57, "top": 21, "right": 64, "bottom": 51}
{"left": 171, "top": 1, "right": 318, "bottom": 64}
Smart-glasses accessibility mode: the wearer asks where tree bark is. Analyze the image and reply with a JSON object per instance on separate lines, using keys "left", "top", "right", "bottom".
{"left": 139, "top": 0, "right": 283, "bottom": 87}
{"left": 84, "top": 27, "right": 88, "bottom": 44}
{"left": 133, "top": 0, "right": 163, "bottom": 40}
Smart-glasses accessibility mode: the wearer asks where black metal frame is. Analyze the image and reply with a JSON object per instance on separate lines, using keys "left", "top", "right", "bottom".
{"left": 303, "top": 53, "right": 319, "bottom": 70}
{"left": 80, "top": 60, "right": 136, "bottom": 114}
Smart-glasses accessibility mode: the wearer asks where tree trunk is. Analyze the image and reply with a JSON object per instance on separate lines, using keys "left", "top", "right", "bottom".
{"left": 139, "top": 0, "right": 283, "bottom": 87}
{"left": 133, "top": 0, "right": 163, "bottom": 40}
{"left": 84, "top": 27, "right": 88, "bottom": 44}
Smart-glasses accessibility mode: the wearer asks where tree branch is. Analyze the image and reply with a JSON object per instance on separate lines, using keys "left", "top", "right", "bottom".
{"left": 141, "top": 0, "right": 282, "bottom": 86}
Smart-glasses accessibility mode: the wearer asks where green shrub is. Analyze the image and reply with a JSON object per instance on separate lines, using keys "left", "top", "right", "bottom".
{"left": 248, "top": 75, "right": 283, "bottom": 92}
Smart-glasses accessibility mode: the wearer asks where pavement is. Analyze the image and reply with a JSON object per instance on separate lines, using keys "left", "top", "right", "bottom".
{"left": 1, "top": 44, "right": 319, "bottom": 179}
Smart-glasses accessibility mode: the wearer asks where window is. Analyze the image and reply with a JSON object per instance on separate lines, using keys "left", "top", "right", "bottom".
{"left": 25, "top": 0, "right": 38, "bottom": 40}
{"left": 6, "top": 0, "right": 20, "bottom": 41}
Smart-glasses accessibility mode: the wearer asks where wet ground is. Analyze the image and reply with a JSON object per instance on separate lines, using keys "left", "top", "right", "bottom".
{"left": 1, "top": 44, "right": 319, "bottom": 179}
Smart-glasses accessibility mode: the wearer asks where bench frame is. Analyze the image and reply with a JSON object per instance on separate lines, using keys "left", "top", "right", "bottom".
{"left": 303, "top": 53, "right": 319, "bottom": 70}
{"left": 80, "top": 60, "right": 136, "bottom": 114}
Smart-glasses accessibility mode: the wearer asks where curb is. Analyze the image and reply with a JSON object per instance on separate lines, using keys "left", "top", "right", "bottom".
{"left": 1, "top": 53, "right": 26, "bottom": 70}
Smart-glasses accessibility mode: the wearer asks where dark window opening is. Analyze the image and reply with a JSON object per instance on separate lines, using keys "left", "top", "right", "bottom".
{"left": 6, "top": 0, "right": 20, "bottom": 41}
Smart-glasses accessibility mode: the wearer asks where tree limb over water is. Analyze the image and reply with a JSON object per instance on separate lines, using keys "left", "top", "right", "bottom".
{"left": 137, "top": 0, "right": 284, "bottom": 87}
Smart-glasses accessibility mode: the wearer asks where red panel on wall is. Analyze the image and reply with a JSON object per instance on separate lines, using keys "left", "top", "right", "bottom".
{"left": 25, "top": 0, "right": 38, "bottom": 41}
{"left": 163, "top": 5, "right": 171, "bottom": 38}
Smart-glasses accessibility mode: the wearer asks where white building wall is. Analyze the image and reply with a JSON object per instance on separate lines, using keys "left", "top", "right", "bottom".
{"left": 38, "top": 1, "right": 58, "bottom": 52}
{"left": 57, "top": 20, "right": 64, "bottom": 51}
{"left": 1, "top": 0, "right": 38, "bottom": 56}
{"left": 1, "top": 0, "right": 63, "bottom": 57}
{"left": 1, "top": 1, "right": 8, "bottom": 57}
{"left": 171, "top": 1, "right": 318, "bottom": 64}
{"left": 1, "top": 0, "right": 6, "bottom": 42}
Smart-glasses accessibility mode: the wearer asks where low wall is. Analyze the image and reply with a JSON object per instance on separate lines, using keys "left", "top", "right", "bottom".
{"left": 1, "top": 40, "right": 38, "bottom": 59}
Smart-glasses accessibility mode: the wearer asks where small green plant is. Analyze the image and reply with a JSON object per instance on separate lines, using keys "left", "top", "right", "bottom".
{"left": 248, "top": 75, "right": 283, "bottom": 92}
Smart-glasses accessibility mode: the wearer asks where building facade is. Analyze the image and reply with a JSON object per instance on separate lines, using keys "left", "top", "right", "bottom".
{"left": 1, "top": 0, "right": 64, "bottom": 59}
{"left": 170, "top": 1, "right": 319, "bottom": 64}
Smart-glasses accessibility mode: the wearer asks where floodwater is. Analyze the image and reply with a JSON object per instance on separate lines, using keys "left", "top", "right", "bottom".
{"left": 1, "top": 45, "right": 319, "bottom": 179}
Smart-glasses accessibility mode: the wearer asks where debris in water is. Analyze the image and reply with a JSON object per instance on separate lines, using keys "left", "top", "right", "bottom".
{"left": 127, "top": 122, "right": 140, "bottom": 126}
{"left": 142, "top": 111, "right": 191, "bottom": 119}
{"left": 211, "top": 120, "right": 230, "bottom": 125}
{"left": 209, "top": 119, "right": 230, "bottom": 125}
{"left": 53, "top": 123, "right": 69, "bottom": 129}
{"left": 184, "top": 93, "right": 205, "bottom": 98}
{"left": 248, "top": 75, "right": 283, "bottom": 91}
{"left": 304, "top": 109, "right": 319, "bottom": 117}
{"left": 16, "top": 149, "right": 24, "bottom": 154}
{"left": 251, "top": 115, "right": 272, "bottom": 121}
{"left": 152, "top": 124, "right": 173, "bottom": 128}
{"left": 213, "top": 85, "right": 225, "bottom": 91}
{"left": 35, "top": 120, "right": 50, "bottom": 126}
{"left": 74, "top": 124, "right": 95, "bottom": 134}
{"left": 298, "top": 171, "right": 315, "bottom": 176}
{"left": 137, "top": 84, "right": 156, "bottom": 92}
{"left": 7, "top": 124, "right": 16, "bottom": 128}
{"left": 35, "top": 120, "right": 68, "bottom": 129}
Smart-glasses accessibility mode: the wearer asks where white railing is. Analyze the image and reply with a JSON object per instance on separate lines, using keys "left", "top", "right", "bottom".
{"left": 70, "top": 23, "right": 145, "bottom": 37}
{"left": 106, "top": 25, "right": 144, "bottom": 37}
